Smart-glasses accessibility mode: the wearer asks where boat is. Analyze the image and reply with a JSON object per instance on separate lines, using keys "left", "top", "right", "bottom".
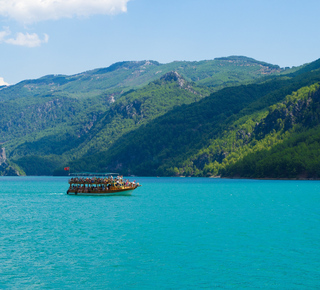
{"left": 66, "top": 173, "right": 140, "bottom": 196}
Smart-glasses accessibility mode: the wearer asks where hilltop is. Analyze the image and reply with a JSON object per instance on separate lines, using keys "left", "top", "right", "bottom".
{"left": 66, "top": 58, "right": 320, "bottom": 178}
{"left": 0, "top": 56, "right": 283, "bottom": 102}
{"left": 1, "top": 55, "right": 315, "bottom": 177}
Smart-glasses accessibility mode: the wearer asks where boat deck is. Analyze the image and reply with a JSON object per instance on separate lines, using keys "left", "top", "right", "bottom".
{"left": 66, "top": 174, "right": 140, "bottom": 196}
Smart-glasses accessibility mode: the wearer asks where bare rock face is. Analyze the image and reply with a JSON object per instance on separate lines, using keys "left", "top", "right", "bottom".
{"left": 0, "top": 147, "right": 6, "bottom": 165}
{"left": 160, "top": 71, "right": 185, "bottom": 87}
{"left": 0, "top": 147, "right": 20, "bottom": 176}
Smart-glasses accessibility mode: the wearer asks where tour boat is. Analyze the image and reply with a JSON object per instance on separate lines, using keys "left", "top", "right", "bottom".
{"left": 66, "top": 173, "right": 140, "bottom": 196}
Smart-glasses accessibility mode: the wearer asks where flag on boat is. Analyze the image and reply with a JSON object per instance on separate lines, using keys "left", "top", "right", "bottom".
{"left": 64, "top": 167, "right": 70, "bottom": 171}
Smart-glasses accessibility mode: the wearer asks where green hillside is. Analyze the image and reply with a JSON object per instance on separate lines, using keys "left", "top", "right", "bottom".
{"left": 0, "top": 56, "right": 282, "bottom": 145}
{"left": 65, "top": 59, "right": 320, "bottom": 178}
{"left": 8, "top": 72, "right": 210, "bottom": 175}
{"left": 2, "top": 56, "right": 318, "bottom": 177}
{"left": 0, "top": 56, "right": 282, "bottom": 102}
{"left": 0, "top": 56, "right": 284, "bottom": 175}
{"left": 222, "top": 84, "right": 320, "bottom": 178}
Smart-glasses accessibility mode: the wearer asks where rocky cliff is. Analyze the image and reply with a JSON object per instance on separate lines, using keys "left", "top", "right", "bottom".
{"left": 0, "top": 147, "right": 21, "bottom": 176}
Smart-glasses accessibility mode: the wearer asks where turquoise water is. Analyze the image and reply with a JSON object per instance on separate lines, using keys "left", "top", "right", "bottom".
{"left": 1, "top": 177, "right": 320, "bottom": 289}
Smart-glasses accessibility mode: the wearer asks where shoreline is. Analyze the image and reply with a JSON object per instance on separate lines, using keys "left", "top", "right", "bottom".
{"left": 220, "top": 176, "right": 320, "bottom": 181}
{"left": 2, "top": 175, "right": 320, "bottom": 181}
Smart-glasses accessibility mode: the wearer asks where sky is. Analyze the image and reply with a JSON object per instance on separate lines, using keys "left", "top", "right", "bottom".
{"left": 0, "top": 0, "right": 320, "bottom": 85}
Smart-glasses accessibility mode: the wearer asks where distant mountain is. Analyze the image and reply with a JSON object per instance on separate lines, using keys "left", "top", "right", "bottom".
{"left": 0, "top": 56, "right": 283, "bottom": 102}
{"left": 66, "top": 58, "right": 320, "bottom": 179}
{"left": 7, "top": 71, "right": 210, "bottom": 175}
{"left": 0, "top": 55, "right": 312, "bottom": 177}
{"left": 0, "top": 56, "right": 282, "bottom": 145}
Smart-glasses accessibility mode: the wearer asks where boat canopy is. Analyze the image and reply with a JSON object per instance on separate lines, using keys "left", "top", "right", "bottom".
{"left": 69, "top": 172, "right": 119, "bottom": 177}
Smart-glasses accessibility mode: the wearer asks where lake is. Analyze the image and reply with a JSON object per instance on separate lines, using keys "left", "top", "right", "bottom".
{"left": 1, "top": 177, "right": 320, "bottom": 289}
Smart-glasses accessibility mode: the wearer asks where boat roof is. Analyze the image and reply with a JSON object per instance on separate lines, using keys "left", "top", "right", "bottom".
{"left": 69, "top": 172, "right": 119, "bottom": 177}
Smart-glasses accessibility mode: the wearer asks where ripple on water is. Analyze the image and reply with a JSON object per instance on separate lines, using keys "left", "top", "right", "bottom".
{"left": 1, "top": 177, "right": 320, "bottom": 289}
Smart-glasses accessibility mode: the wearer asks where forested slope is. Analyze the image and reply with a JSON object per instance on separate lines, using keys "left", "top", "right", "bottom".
{"left": 0, "top": 56, "right": 281, "bottom": 102}
{"left": 1, "top": 56, "right": 317, "bottom": 177}
{"left": 223, "top": 84, "right": 320, "bottom": 178}
{"left": 0, "top": 56, "right": 280, "bottom": 148}
{"left": 10, "top": 72, "right": 210, "bottom": 175}
{"left": 67, "top": 60, "right": 320, "bottom": 178}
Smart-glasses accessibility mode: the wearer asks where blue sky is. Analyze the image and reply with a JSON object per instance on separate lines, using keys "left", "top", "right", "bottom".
{"left": 0, "top": 0, "right": 320, "bottom": 85}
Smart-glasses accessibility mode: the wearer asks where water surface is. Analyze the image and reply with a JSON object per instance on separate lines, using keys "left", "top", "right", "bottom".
{"left": 1, "top": 177, "right": 320, "bottom": 289}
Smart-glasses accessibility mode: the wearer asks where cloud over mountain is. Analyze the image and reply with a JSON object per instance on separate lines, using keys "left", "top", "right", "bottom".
{"left": 0, "top": 0, "right": 130, "bottom": 23}
{"left": 0, "top": 77, "right": 9, "bottom": 86}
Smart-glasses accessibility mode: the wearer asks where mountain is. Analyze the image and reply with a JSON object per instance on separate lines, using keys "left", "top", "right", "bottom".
{"left": 0, "top": 56, "right": 282, "bottom": 103}
{"left": 65, "top": 58, "right": 320, "bottom": 178}
{"left": 7, "top": 71, "right": 211, "bottom": 175}
{"left": 1, "top": 55, "right": 315, "bottom": 177}
{"left": 222, "top": 84, "right": 320, "bottom": 178}
{"left": 0, "top": 57, "right": 282, "bottom": 143}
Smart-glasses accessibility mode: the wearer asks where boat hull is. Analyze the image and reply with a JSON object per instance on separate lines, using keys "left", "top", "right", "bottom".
{"left": 67, "top": 187, "right": 135, "bottom": 196}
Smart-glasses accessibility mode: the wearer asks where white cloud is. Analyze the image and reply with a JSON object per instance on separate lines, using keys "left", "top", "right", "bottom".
{"left": 0, "top": 27, "right": 10, "bottom": 41}
{"left": 0, "top": 0, "right": 130, "bottom": 23}
{"left": 0, "top": 27, "right": 49, "bottom": 47}
{"left": 5, "top": 32, "right": 49, "bottom": 47}
{"left": 0, "top": 77, "right": 9, "bottom": 86}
